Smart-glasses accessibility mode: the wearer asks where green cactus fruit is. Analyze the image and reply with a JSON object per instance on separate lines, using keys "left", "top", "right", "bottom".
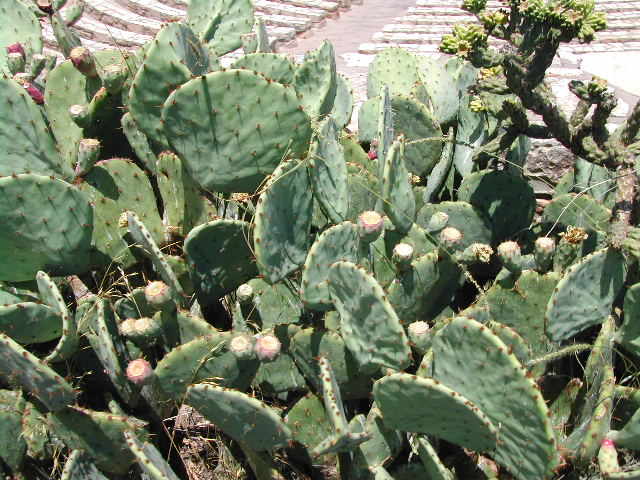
{"left": 308, "top": 116, "right": 349, "bottom": 224}
{"left": 99, "top": 63, "right": 128, "bottom": 94}
{"left": 357, "top": 210, "right": 385, "bottom": 243}
{"left": 546, "top": 247, "right": 626, "bottom": 341}
{"left": 0, "top": 333, "right": 76, "bottom": 412}
{"left": 432, "top": 317, "right": 558, "bottom": 479}
{"left": 374, "top": 373, "right": 498, "bottom": 451}
{"left": 228, "top": 334, "right": 256, "bottom": 361}
{"left": 124, "top": 430, "right": 180, "bottom": 480}
{"left": 534, "top": 237, "right": 556, "bottom": 272}
{"left": 144, "top": 281, "right": 173, "bottom": 312}
{"left": 49, "top": 406, "right": 148, "bottom": 475}
{"left": 60, "top": 449, "right": 109, "bottom": 480}
{"left": 439, "top": 226, "right": 463, "bottom": 257}
{"left": 7, "top": 51, "right": 26, "bottom": 75}
{"left": 367, "top": 47, "right": 420, "bottom": 98}
{"left": 186, "top": 383, "right": 293, "bottom": 451}
{"left": 407, "top": 320, "right": 431, "bottom": 353}
{"left": 417, "top": 201, "right": 492, "bottom": 249}
{"left": 184, "top": 219, "right": 257, "bottom": 306}
{"left": 393, "top": 242, "right": 415, "bottom": 271}
{"left": 382, "top": 135, "right": 415, "bottom": 234}
{"left": 328, "top": 261, "right": 412, "bottom": 373}
{"left": 74, "top": 138, "right": 100, "bottom": 177}
{"left": 0, "top": 174, "right": 92, "bottom": 281}
{"left": 0, "top": 389, "right": 27, "bottom": 472}
{"left": 120, "top": 317, "right": 163, "bottom": 348}
{"left": 255, "top": 333, "right": 282, "bottom": 363}
{"left": 497, "top": 241, "right": 523, "bottom": 275}
{"left": 162, "top": 69, "right": 311, "bottom": 193}
{"left": 128, "top": 23, "right": 214, "bottom": 147}
{"left": 599, "top": 439, "right": 621, "bottom": 475}
{"left": 254, "top": 159, "right": 312, "bottom": 284}
{"left": 294, "top": 40, "right": 337, "bottom": 119}
{"left": 231, "top": 53, "right": 296, "bottom": 85}
{"left": 187, "top": 0, "right": 253, "bottom": 56}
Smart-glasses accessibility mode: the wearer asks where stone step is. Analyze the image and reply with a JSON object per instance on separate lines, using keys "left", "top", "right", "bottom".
{"left": 382, "top": 19, "right": 640, "bottom": 33}
{"left": 81, "top": 0, "right": 164, "bottom": 37}
{"left": 42, "top": 23, "right": 138, "bottom": 52}
{"left": 113, "top": 0, "right": 185, "bottom": 22}
{"left": 64, "top": 14, "right": 153, "bottom": 47}
{"left": 406, "top": 6, "right": 487, "bottom": 15}
{"left": 282, "top": 0, "right": 340, "bottom": 15}
{"left": 256, "top": 11, "right": 313, "bottom": 32}
{"left": 394, "top": 14, "right": 479, "bottom": 24}
{"left": 253, "top": 0, "right": 328, "bottom": 23}
{"left": 414, "top": 0, "right": 503, "bottom": 6}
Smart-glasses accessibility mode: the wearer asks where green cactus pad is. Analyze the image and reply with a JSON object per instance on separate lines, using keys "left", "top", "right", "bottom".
{"left": 452, "top": 94, "right": 488, "bottom": 177}
{"left": 231, "top": 53, "right": 296, "bottom": 85}
{"left": 541, "top": 193, "right": 611, "bottom": 234}
{"left": 417, "top": 56, "right": 459, "bottom": 125}
{"left": 0, "top": 173, "right": 93, "bottom": 281}
{"left": 328, "top": 261, "right": 412, "bottom": 373}
{"left": 618, "top": 283, "right": 640, "bottom": 359}
{"left": 0, "top": 389, "right": 27, "bottom": 471}
{"left": 546, "top": 248, "right": 626, "bottom": 341}
{"left": 186, "top": 383, "right": 293, "bottom": 451}
{"left": 391, "top": 95, "right": 444, "bottom": 177}
{"left": 376, "top": 85, "right": 395, "bottom": 167}
{"left": 0, "top": 302, "right": 61, "bottom": 344}
{"left": 0, "top": 333, "right": 76, "bottom": 412}
{"left": 294, "top": 40, "right": 337, "bottom": 119}
{"left": 127, "top": 211, "right": 186, "bottom": 304}
{"left": 60, "top": 450, "right": 108, "bottom": 480}
{"left": 0, "top": 0, "right": 42, "bottom": 73}
{"left": 185, "top": 219, "right": 257, "bottom": 306}
{"left": 458, "top": 169, "right": 536, "bottom": 241}
{"left": 416, "top": 201, "right": 492, "bottom": 250}
{"left": 79, "top": 158, "right": 164, "bottom": 269}
{"left": 301, "top": 221, "right": 358, "bottom": 311}
{"left": 290, "top": 328, "right": 373, "bottom": 399}
{"left": 22, "top": 402, "right": 60, "bottom": 461}
{"left": 463, "top": 270, "right": 562, "bottom": 356}
{"left": 414, "top": 437, "right": 456, "bottom": 480}
{"left": 155, "top": 333, "right": 259, "bottom": 401}
{"left": 367, "top": 47, "right": 419, "bottom": 98}
{"left": 254, "top": 159, "right": 312, "bottom": 284}
{"left": 286, "top": 393, "right": 333, "bottom": 457}
{"left": 374, "top": 373, "right": 497, "bottom": 451}
{"left": 128, "top": 23, "right": 214, "bottom": 146}
{"left": 432, "top": 317, "right": 557, "bottom": 479}
{"left": 87, "top": 299, "right": 133, "bottom": 404}
{"left": 124, "top": 430, "right": 180, "bottom": 480}
{"left": 36, "top": 272, "right": 78, "bottom": 362}
{"left": 357, "top": 96, "right": 379, "bottom": 143}
{"left": 332, "top": 74, "right": 354, "bottom": 130}
{"left": 308, "top": 116, "right": 349, "bottom": 224}
{"left": 0, "top": 76, "right": 72, "bottom": 179}
{"left": 121, "top": 113, "right": 159, "bottom": 174}
{"left": 187, "top": 0, "right": 253, "bottom": 55}
{"left": 49, "top": 406, "right": 148, "bottom": 476}
{"left": 423, "top": 129, "right": 454, "bottom": 203}
{"left": 387, "top": 251, "right": 462, "bottom": 323}
{"left": 245, "top": 278, "right": 303, "bottom": 329}
{"left": 382, "top": 135, "right": 415, "bottom": 234}
{"left": 163, "top": 69, "right": 311, "bottom": 193}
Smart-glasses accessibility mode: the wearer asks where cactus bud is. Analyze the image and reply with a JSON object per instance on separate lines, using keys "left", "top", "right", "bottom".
{"left": 70, "top": 46, "right": 98, "bottom": 78}
{"left": 426, "top": 211, "right": 449, "bottom": 234}
{"left": 100, "top": 63, "right": 127, "bottom": 94}
{"left": 236, "top": 283, "right": 254, "bottom": 305}
{"left": 439, "top": 227, "right": 462, "bottom": 257}
{"left": 598, "top": 438, "right": 620, "bottom": 475}
{"left": 497, "top": 241, "right": 523, "bottom": 275}
{"left": 7, "top": 52, "right": 26, "bottom": 75}
{"left": 126, "top": 359, "right": 155, "bottom": 387}
{"left": 144, "top": 281, "right": 173, "bottom": 311}
{"left": 392, "top": 243, "right": 414, "bottom": 271}
{"left": 357, "top": 211, "right": 384, "bottom": 243}
{"left": 68, "top": 104, "right": 90, "bottom": 128}
{"left": 6, "top": 43, "right": 25, "bottom": 57}
{"left": 255, "top": 333, "right": 281, "bottom": 363}
{"left": 534, "top": 237, "right": 555, "bottom": 272}
{"left": 229, "top": 334, "right": 256, "bottom": 361}
{"left": 408, "top": 321, "right": 431, "bottom": 354}
{"left": 75, "top": 138, "right": 100, "bottom": 176}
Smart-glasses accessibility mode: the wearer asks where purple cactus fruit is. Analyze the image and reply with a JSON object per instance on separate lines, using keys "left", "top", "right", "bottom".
{"left": 15, "top": 78, "right": 45, "bottom": 105}
{"left": 357, "top": 210, "right": 384, "bottom": 243}
{"left": 255, "top": 334, "right": 281, "bottom": 363}
{"left": 367, "top": 149, "right": 377, "bottom": 160}
{"left": 6, "top": 43, "right": 25, "bottom": 57}
{"left": 69, "top": 46, "right": 98, "bottom": 78}
{"left": 126, "top": 359, "right": 155, "bottom": 387}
